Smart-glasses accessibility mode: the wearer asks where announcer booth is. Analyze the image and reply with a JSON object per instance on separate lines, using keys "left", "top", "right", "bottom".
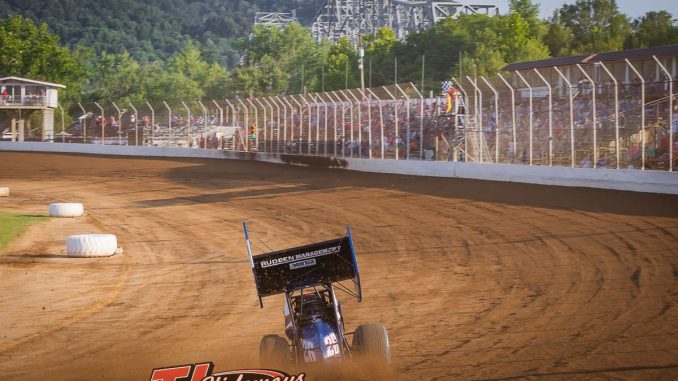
{"left": 0, "top": 76, "right": 65, "bottom": 142}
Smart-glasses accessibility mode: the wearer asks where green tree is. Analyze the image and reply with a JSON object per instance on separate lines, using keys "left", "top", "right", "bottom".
{"left": 627, "top": 11, "right": 678, "bottom": 48}
{"left": 324, "top": 37, "right": 359, "bottom": 90}
{"left": 362, "top": 27, "right": 398, "bottom": 87}
{"left": 166, "top": 42, "right": 232, "bottom": 99}
{"left": 558, "top": 0, "right": 631, "bottom": 53}
{"left": 235, "top": 54, "right": 288, "bottom": 97}
{"left": 509, "top": 0, "right": 543, "bottom": 36}
{"left": 236, "top": 23, "right": 322, "bottom": 96}
{"left": 87, "top": 51, "right": 145, "bottom": 102}
{"left": 277, "top": 23, "right": 322, "bottom": 94}
{"left": 0, "top": 15, "right": 85, "bottom": 100}
{"left": 544, "top": 12, "right": 575, "bottom": 56}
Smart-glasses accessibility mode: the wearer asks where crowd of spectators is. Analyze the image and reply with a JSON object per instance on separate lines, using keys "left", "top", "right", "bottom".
{"left": 74, "top": 68, "right": 677, "bottom": 171}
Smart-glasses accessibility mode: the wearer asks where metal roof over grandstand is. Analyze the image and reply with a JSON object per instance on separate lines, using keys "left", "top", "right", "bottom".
{"left": 502, "top": 44, "right": 678, "bottom": 72}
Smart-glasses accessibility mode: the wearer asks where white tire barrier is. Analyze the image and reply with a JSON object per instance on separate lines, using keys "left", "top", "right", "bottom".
{"left": 48, "top": 203, "right": 84, "bottom": 217}
{"left": 66, "top": 234, "right": 119, "bottom": 257}
{"left": 0, "top": 186, "right": 9, "bottom": 197}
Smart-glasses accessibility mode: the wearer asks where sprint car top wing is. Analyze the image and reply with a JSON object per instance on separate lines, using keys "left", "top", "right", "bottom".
{"left": 243, "top": 223, "right": 362, "bottom": 308}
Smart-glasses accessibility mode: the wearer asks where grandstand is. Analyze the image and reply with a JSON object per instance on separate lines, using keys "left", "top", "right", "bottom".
{"left": 464, "top": 44, "right": 678, "bottom": 171}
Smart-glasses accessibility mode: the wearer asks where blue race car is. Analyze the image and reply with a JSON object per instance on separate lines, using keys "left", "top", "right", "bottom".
{"left": 243, "top": 224, "right": 391, "bottom": 374}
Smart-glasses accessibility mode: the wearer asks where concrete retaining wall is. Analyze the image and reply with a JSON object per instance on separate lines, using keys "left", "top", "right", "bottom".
{"left": 1, "top": 141, "right": 676, "bottom": 195}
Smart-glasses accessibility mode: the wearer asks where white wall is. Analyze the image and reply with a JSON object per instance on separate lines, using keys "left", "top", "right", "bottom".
{"left": 1, "top": 141, "right": 676, "bottom": 195}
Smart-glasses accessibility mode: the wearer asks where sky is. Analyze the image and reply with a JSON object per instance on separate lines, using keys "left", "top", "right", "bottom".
{"left": 492, "top": 0, "right": 678, "bottom": 20}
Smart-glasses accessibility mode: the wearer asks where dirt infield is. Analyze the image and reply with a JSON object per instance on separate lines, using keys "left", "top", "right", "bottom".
{"left": 1, "top": 151, "right": 677, "bottom": 381}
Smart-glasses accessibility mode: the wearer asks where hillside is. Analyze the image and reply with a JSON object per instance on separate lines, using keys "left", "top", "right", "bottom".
{"left": 0, "top": 0, "right": 324, "bottom": 65}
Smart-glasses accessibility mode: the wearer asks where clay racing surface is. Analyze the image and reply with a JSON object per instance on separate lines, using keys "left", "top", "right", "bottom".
{"left": 1, "top": 151, "right": 677, "bottom": 381}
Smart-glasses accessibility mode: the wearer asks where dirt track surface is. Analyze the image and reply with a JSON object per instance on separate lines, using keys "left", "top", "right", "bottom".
{"left": 1, "top": 151, "right": 677, "bottom": 381}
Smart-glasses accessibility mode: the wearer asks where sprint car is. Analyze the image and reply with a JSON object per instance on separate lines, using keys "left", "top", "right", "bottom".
{"left": 243, "top": 223, "right": 391, "bottom": 374}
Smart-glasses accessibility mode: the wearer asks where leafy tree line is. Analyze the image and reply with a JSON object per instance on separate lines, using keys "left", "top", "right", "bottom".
{"left": 0, "top": 0, "right": 323, "bottom": 65}
{"left": 0, "top": 0, "right": 676, "bottom": 108}
{"left": 237, "top": 0, "right": 678, "bottom": 96}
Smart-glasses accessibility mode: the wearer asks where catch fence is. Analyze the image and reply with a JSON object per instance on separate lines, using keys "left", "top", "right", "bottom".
{"left": 12, "top": 51, "right": 677, "bottom": 172}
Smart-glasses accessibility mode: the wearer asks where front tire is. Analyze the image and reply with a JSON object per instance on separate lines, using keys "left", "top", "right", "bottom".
{"left": 352, "top": 322, "right": 391, "bottom": 369}
{"left": 259, "top": 334, "right": 289, "bottom": 369}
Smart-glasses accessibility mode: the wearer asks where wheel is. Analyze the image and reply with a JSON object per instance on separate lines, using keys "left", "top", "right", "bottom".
{"left": 259, "top": 334, "right": 289, "bottom": 369}
{"left": 66, "top": 234, "right": 118, "bottom": 257}
{"left": 48, "top": 203, "right": 84, "bottom": 217}
{"left": 352, "top": 322, "right": 391, "bottom": 370}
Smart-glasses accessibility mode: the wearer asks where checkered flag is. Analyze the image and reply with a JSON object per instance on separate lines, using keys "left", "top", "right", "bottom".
{"left": 441, "top": 81, "right": 453, "bottom": 95}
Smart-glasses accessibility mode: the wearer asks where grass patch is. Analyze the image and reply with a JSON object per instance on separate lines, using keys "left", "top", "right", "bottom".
{"left": 0, "top": 211, "right": 50, "bottom": 251}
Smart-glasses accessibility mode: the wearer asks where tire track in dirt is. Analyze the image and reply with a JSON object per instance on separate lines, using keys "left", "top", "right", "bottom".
{"left": 1, "top": 152, "right": 677, "bottom": 381}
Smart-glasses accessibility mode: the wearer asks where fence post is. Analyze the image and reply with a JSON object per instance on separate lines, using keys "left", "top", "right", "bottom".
{"left": 342, "top": 90, "right": 360, "bottom": 158}
{"left": 452, "top": 77, "right": 470, "bottom": 162}
{"left": 290, "top": 96, "right": 304, "bottom": 155}
{"left": 211, "top": 100, "right": 223, "bottom": 126}
{"left": 251, "top": 99, "right": 260, "bottom": 151}
{"left": 625, "top": 59, "right": 646, "bottom": 170}
{"left": 272, "top": 97, "right": 286, "bottom": 153}
{"left": 57, "top": 103, "right": 65, "bottom": 143}
{"left": 366, "top": 88, "right": 384, "bottom": 159}
{"left": 329, "top": 91, "right": 345, "bottom": 157}
{"left": 394, "top": 84, "right": 410, "bottom": 160}
{"left": 112, "top": 102, "right": 125, "bottom": 146}
{"left": 576, "top": 64, "right": 597, "bottom": 168}
{"left": 480, "top": 76, "right": 500, "bottom": 163}
{"left": 330, "top": 92, "right": 343, "bottom": 156}
{"left": 596, "top": 62, "right": 620, "bottom": 169}
{"left": 316, "top": 94, "right": 329, "bottom": 156}
{"left": 94, "top": 102, "right": 105, "bottom": 145}
{"left": 181, "top": 101, "right": 191, "bottom": 148}
{"left": 225, "top": 100, "right": 238, "bottom": 150}
{"left": 359, "top": 89, "right": 373, "bottom": 159}
{"left": 225, "top": 99, "right": 237, "bottom": 126}
{"left": 197, "top": 101, "right": 208, "bottom": 131}
{"left": 653, "top": 55, "right": 673, "bottom": 171}
{"left": 553, "top": 67, "right": 576, "bottom": 168}
{"left": 301, "top": 93, "right": 315, "bottom": 155}
{"left": 409, "top": 83, "right": 425, "bottom": 160}
{"left": 533, "top": 68, "right": 553, "bottom": 166}
{"left": 309, "top": 94, "right": 321, "bottom": 155}
{"left": 77, "top": 103, "right": 88, "bottom": 143}
{"left": 325, "top": 91, "right": 338, "bottom": 157}
{"left": 318, "top": 93, "right": 330, "bottom": 156}
{"left": 237, "top": 99, "right": 250, "bottom": 151}
{"left": 261, "top": 97, "right": 275, "bottom": 153}
{"left": 515, "top": 71, "right": 533, "bottom": 165}
{"left": 249, "top": 99, "right": 261, "bottom": 152}
{"left": 259, "top": 98, "right": 269, "bottom": 152}
{"left": 497, "top": 74, "right": 517, "bottom": 164}
{"left": 162, "top": 101, "right": 172, "bottom": 147}
{"left": 282, "top": 97, "right": 297, "bottom": 154}
{"left": 466, "top": 76, "right": 485, "bottom": 163}
{"left": 145, "top": 102, "right": 155, "bottom": 145}
{"left": 128, "top": 103, "right": 138, "bottom": 146}
{"left": 268, "top": 97, "right": 281, "bottom": 153}
{"left": 382, "top": 86, "right": 398, "bottom": 160}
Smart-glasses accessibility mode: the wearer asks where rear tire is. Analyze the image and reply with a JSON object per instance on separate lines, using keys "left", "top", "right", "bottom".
{"left": 352, "top": 322, "right": 391, "bottom": 369}
{"left": 259, "top": 334, "right": 289, "bottom": 369}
